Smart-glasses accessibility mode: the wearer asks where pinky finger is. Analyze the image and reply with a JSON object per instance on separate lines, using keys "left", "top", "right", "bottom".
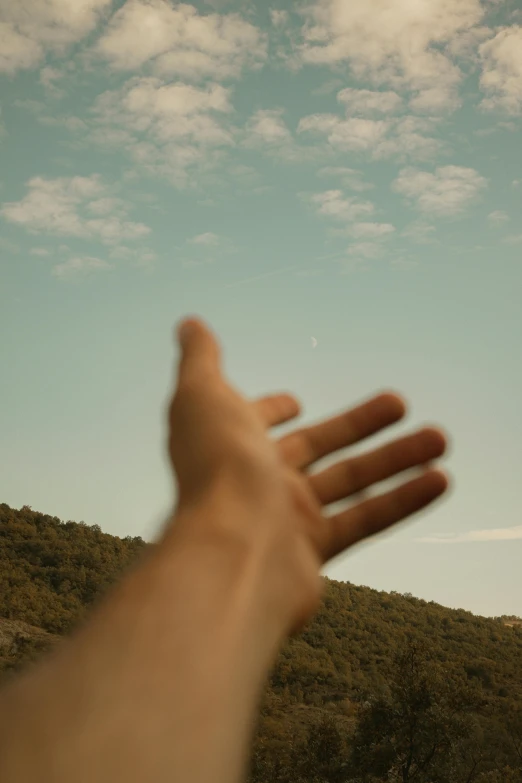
{"left": 322, "top": 468, "right": 450, "bottom": 563}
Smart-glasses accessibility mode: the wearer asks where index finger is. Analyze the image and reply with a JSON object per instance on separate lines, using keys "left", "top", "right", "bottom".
{"left": 277, "top": 392, "right": 407, "bottom": 470}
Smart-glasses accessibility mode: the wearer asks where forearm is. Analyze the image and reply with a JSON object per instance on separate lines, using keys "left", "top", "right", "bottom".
{"left": 0, "top": 517, "right": 286, "bottom": 783}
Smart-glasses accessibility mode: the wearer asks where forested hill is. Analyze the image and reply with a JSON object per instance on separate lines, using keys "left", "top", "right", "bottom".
{"left": 1, "top": 501, "right": 522, "bottom": 782}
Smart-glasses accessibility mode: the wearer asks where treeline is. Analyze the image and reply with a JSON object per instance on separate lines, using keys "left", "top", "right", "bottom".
{"left": 1, "top": 502, "right": 521, "bottom": 781}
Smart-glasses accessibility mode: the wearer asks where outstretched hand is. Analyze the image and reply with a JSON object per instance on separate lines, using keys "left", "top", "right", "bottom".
{"left": 165, "top": 316, "right": 450, "bottom": 635}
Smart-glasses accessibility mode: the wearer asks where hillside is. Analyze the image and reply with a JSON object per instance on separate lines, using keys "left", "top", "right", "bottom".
{"left": 1, "top": 502, "right": 521, "bottom": 782}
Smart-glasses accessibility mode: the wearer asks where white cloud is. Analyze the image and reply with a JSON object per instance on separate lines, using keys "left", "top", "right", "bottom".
{"left": 298, "top": 113, "right": 444, "bottom": 162}
{"left": 317, "top": 167, "right": 374, "bottom": 192}
{"left": 52, "top": 256, "right": 112, "bottom": 278}
{"left": 88, "top": 76, "right": 237, "bottom": 184}
{"left": 371, "top": 115, "right": 445, "bottom": 160}
{"left": 417, "top": 525, "right": 522, "bottom": 543}
{"left": 295, "top": 0, "right": 487, "bottom": 114}
{"left": 346, "top": 222, "right": 395, "bottom": 239}
{"left": 93, "top": 76, "right": 234, "bottom": 149}
{"left": 311, "top": 78, "right": 344, "bottom": 96}
{"left": 1, "top": 175, "right": 151, "bottom": 244}
{"left": 401, "top": 221, "right": 437, "bottom": 244}
{"left": 189, "top": 231, "right": 220, "bottom": 245}
{"left": 409, "top": 86, "right": 461, "bottom": 113}
{"left": 99, "top": 77, "right": 232, "bottom": 122}
{"left": 243, "top": 108, "right": 292, "bottom": 146}
{"left": 347, "top": 241, "right": 384, "bottom": 259}
{"left": 242, "top": 108, "right": 321, "bottom": 162}
{"left": 270, "top": 9, "right": 289, "bottom": 28}
{"left": 487, "top": 209, "right": 509, "bottom": 225}
{"left": 30, "top": 247, "right": 50, "bottom": 256}
{"left": 39, "top": 66, "right": 65, "bottom": 97}
{"left": 392, "top": 165, "right": 487, "bottom": 216}
{"left": 479, "top": 25, "right": 522, "bottom": 115}
{"left": 109, "top": 245, "right": 157, "bottom": 268}
{"left": 337, "top": 88, "right": 403, "bottom": 115}
{"left": 310, "top": 190, "right": 375, "bottom": 222}
{"left": 0, "top": 0, "right": 111, "bottom": 74}
{"left": 298, "top": 114, "right": 389, "bottom": 152}
{"left": 503, "top": 234, "right": 522, "bottom": 245}
{"left": 86, "top": 197, "right": 127, "bottom": 216}
{"left": 95, "top": 0, "right": 266, "bottom": 80}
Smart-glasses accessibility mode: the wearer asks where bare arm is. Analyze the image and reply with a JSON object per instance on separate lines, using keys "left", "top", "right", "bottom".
{"left": 0, "top": 517, "right": 286, "bottom": 783}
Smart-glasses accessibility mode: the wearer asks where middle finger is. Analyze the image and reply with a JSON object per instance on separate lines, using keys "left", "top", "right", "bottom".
{"left": 277, "top": 391, "right": 407, "bottom": 471}
{"left": 309, "top": 426, "right": 447, "bottom": 506}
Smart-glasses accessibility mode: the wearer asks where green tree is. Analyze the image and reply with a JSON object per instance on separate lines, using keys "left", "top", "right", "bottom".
{"left": 349, "top": 640, "right": 480, "bottom": 783}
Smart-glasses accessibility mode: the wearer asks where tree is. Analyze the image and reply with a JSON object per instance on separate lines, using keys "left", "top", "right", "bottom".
{"left": 290, "top": 711, "right": 351, "bottom": 783}
{"left": 348, "top": 639, "right": 481, "bottom": 783}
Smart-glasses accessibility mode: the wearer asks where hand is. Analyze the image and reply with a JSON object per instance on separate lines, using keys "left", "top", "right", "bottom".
{"left": 165, "top": 317, "right": 450, "bottom": 636}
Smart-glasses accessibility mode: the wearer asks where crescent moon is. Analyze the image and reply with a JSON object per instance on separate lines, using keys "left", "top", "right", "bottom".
{"left": 311, "top": 337, "right": 318, "bottom": 348}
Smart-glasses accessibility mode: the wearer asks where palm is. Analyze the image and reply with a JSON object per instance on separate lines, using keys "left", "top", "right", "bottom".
{"left": 254, "top": 391, "right": 449, "bottom": 565}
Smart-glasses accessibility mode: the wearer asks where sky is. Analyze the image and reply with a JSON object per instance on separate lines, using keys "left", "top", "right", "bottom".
{"left": 1, "top": 0, "right": 521, "bottom": 619}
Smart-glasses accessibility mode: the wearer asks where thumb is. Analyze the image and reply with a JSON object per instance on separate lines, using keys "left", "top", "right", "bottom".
{"left": 177, "top": 316, "right": 222, "bottom": 382}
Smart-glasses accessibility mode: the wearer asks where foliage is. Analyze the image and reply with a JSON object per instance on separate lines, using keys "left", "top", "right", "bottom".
{"left": 1, "top": 502, "right": 522, "bottom": 782}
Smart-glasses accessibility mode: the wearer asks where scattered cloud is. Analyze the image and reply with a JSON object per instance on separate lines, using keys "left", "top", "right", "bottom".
{"left": 93, "top": 77, "right": 234, "bottom": 139}
{"left": 337, "top": 88, "right": 403, "bottom": 116}
{"left": 39, "top": 115, "right": 87, "bottom": 132}
{"left": 1, "top": 175, "right": 151, "bottom": 244}
{"left": 487, "top": 209, "right": 510, "bottom": 225}
{"left": 189, "top": 231, "right": 220, "bottom": 245}
{"left": 347, "top": 241, "right": 385, "bottom": 259}
{"left": 401, "top": 221, "right": 437, "bottom": 245}
{"left": 39, "top": 66, "right": 65, "bottom": 98}
{"left": 242, "top": 108, "right": 323, "bottom": 162}
{"left": 298, "top": 113, "right": 445, "bottom": 162}
{"left": 345, "top": 222, "right": 395, "bottom": 239}
{"left": 89, "top": 76, "right": 236, "bottom": 185}
{"left": 503, "top": 234, "right": 522, "bottom": 245}
{"left": 294, "top": 0, "right": 488, "bottom": 114}
{"left": 30, "top": 247, "right": 50, "bottom": 256}
{"left": 298, "top": 114, "right": 389, "bottom": 152}
{"left": 108, "top": 245, "right": 157, "bottom": 268}
{"left": 317, "top": 167, "right": 374, "bottom": 192}
{"left": 52, "top": 255, "right": 112, "bottom": 278}
{"left": 417, "top": 525, "right": 522, "bottom": 544}
{"left": 309, "top": 190, "right": 375, "bottom": 222}
{"left": 392, "top": 165, "right": 488, "bottom": 216}
{"left": 479, "top": 25, "right": 522, "bottom": 115}
{"left": 270, "top": 10, "right": 289, "bottom": 28}
{"left": 0, "top": 0, "right": 111, "bottom": 74}
{"left": 94, "top": 0, "right": 267, "bottom": 80}
{"left": 244, "top": 108, "right": 292, "bottom": 147}
{"left": 311, "top": 78, "right": 344, "bottom": 96}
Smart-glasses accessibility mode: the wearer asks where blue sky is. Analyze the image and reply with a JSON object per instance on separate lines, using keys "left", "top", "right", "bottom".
{"left": 1, "top": 0, "right": 521, "bottom": 618}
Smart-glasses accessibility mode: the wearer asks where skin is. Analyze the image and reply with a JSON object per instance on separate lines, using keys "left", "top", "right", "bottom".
{"left": 166, "top": 316, "right": 450, "bottom": 636}
{"left": 0, "top": 316, "right": 450, "bottom": 783}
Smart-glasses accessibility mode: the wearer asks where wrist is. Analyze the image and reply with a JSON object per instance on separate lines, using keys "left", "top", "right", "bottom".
{"left": 157, "top": 505, "right": 289, "bottom": 656}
